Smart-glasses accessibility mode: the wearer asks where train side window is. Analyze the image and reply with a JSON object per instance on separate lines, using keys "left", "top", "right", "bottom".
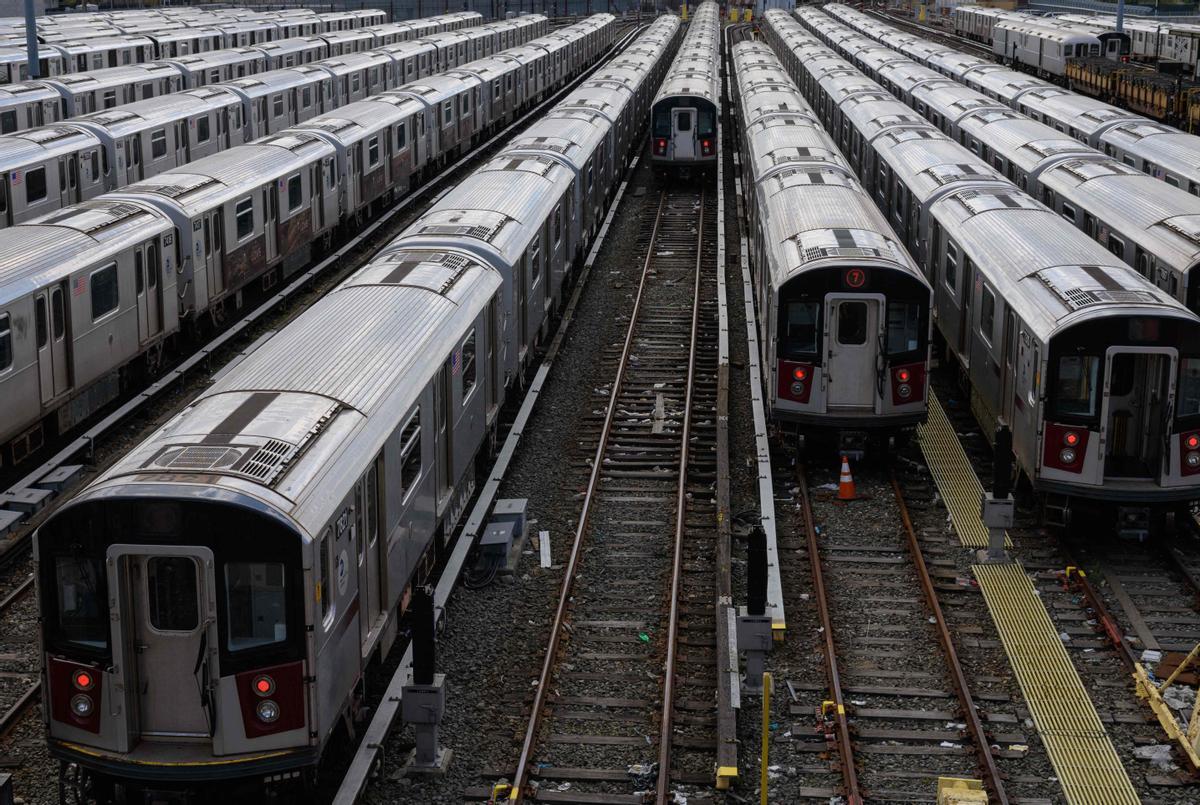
{"left": 55, "top": 555, "right": 107, "bottom": 649}
{"left": 91, "top": 263, "right": 118, "bottom": 321}
{"left": 1167, "top": 175, "right": 1180, "bottom": 188}
{"left": 0, "top": 110, "right": 15, "bottom": 134}
{"left": 368, "top": 135, "right": 380, "bottom": 168}
{"left": 399, "top": 409, "right": 421, "bottom": 500}
{"left": 980, "top": 286, "right": 996, "bottom": 344}
{"left": 1061, "top": 203, "right": 1076, "bottom": 223}
{"left": 318, "top": 528, "right": 332, "bottom": 623}
{"left": 442, "top": 100, "right": 453, "bottom": 126}
{"left": 1108, "top": 234, "right": 1126, "bottom": 258}
{"left": 225, "top": 561, "right": 287, "bottom": 650}
{"left": 235, "top": 198, "right": 254, "bottom": 240}
{"left": 886, "top": 301, "right": 921, "bottom": 354}
{"left": 272, "top": 94, "right": 283, "bottom": 117}
{"left": 530, "top": 235, "right": 541, "bottom": 281}
{"left": 1178, "top": 358, "right": 1200, "bottom": 418}
{"left": 461, "top": 329, "right": 476, "bottom": 401}
{"left": 396, "top": 121, "right": 406, "bottom": 149}
{"left": 146, "top": 557, "right": 199, "bottom": 632}
{"left": 25, "top": 167, "right": 46, "bottom": 204}
{"left": 553, "top": 204, "right": 562, "bottom": 247}
{"left": 0, "top": 312, "right": 11, "bottom": 371}
{"left": 151, "top": 129, "right": 166, "bottom": 160}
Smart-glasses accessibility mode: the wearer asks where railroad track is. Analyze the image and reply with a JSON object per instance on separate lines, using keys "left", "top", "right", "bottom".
{"left": 503, "top": 186, "right": 718, "bottom": 804}
{"left": 863, "top": 8, "right": 994, "bottom": 59}
{"left": 793, "top": 460, "right": 1012, "bottom": 802}
{"left": 0, "top": 568, "right": 39, "bottom": 742}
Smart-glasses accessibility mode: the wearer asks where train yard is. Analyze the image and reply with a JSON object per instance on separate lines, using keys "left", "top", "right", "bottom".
{"left": 12, "top": 2, "right": 1200, "bottom": 804}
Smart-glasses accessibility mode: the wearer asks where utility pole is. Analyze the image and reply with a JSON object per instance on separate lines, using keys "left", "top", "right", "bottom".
{"left": 24, "top": 0, "right": 39, "bottom": 81}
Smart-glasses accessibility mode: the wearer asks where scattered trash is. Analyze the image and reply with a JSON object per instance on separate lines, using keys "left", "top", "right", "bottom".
{"left": 627, "top": 763, "right": 657, "bottom": 787}
{"left": 672, "top": 793, "right": 688, "bottom": 805}
{"left": 939, "top": 741, "right": 962, "bottom": 749}
{"left": 851, "top": 699, "right": 867, "bottom": 706}
{"left": 638, "top": 632, "right": 651, "bottom": 643}
{"left": 1058, "top": 632, "right": 1071, "bottom": 642}
{"left": 1009, "top": 744, "right": 1029, "bottom": 752}
{"left": 1133, "top": 744, "right": 1178, "bottom": 771}
{"left": 816, "top": 483, "right": 839, "bottom": 491}
{"left": 555, "top": 782, "right": 572, "bottom": 792}
{"left": 1141, "top": 649, "right": 1164, "bottom": 665}
{"left": 1163, "top": 684, "right": 1195, "bottom": 721}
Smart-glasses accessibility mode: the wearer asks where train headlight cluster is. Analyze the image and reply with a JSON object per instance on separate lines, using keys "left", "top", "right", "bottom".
{"left": 256, "top": 700, "right": 280, "bottom": 723}
{"left": 70, "top": 694, "right": 94, "bottom": 718}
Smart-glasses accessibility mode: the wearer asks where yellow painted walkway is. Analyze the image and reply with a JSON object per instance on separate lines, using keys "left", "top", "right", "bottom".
{"left": 919, "top": 391, "right": 1140, "bottom": 804}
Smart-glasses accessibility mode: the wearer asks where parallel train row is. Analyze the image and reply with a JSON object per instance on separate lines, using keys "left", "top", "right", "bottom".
{"left": 31, "top": 13, "right": 679, "bottom": 804}
{"left": 0, "top": 14, "right": 547, "bottom": 228}
{"left": 650, "top": 0, "right": 720, "bottom": 171}
{"left": 799, "top": 11, "right": 1200, "bottom": 320}
{"left": 0, "top": 15, "right": 608, "bottom": 466}
{"left": 763, "top": 8, "right": 1200, "bottom": 529}
{"left": 729, "top": 36, "right": 932, "bottom": 436}
{"left": 0, "top": 11, "right": 485, "bottom": 135}
{"left": 824, "top": 4, "right": 1200, "bottom": 196}
{"left": 0, "top": 6, "right": 390, "bottom": 84}
{"left": 949, "top": 3, "right": 1200, "bottom": 131}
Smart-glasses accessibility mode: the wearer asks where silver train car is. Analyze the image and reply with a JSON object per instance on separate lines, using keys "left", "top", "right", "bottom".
{"left": 32, "top": 16, "right": 673, "bottom": 803}
{"left": 991, "top": 17, "right": 1129, "bottom": 76}
{"left": 1056, "top": 12, "right": 1200, "bottom": 71}
{"left": 730, "top": 40, "right": 931, "bottom": 436}
{"left": 764, "top": 9, "right": 1200, "bottom": 526}
{"left": 799, "top": 9, "right": 1200, "bottom": 316}
{"left": 824, "top": 4, "right": 1200, "bottom": 197}
{"left": 0, "top": 15, "right": 614, "bottom": 467}
{"left": 649, "top": 0, "right": 719, "bottom": 171}
{"left": 0, "top": 16, "right": 549, "bottom": 228}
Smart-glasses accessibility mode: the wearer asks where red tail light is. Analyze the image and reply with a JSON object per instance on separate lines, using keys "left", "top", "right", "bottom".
{"left": 654, "top": 137, "right": 667, "bottom": 155}
{"left": 73, "top": 670, "right": 95, "bottom": 690}
{"left": 701, "top": 138, "right": 714, "bottom": 155}
{"left": 792, "top": 366, "right": 808, "bottom": 382}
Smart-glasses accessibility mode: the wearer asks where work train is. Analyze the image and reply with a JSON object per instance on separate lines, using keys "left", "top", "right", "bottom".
{"left": 729, "top": 40, "right": 931, "bottom": 438}
{"left": 824, "top": 4, "right": 1200, "bottom": 197}
{"left": 0, "top": 11, "right": 484, "bottom": 135}
{"left": 650, "top": 0, "right": 719, "bottom": 172}
{"left": 0, "top": 7, "right": 392, "bottom": 84}
{"left": 799, "top": 13, "right": 1200, "bottom": 321}
{"left": 0, "top": 14, "right": 607, "bottom": 468}
{"left": 765, "top": 9, "right": 1200, "bottom": 529}
{"left": 0, "top": 14, "right": 548, "bottom": 229}
{"left": 949, "top": 3, "right": 1131, "bottom": 75}
{"left": 33, "top": 15, "right": 675, "bottom": 803}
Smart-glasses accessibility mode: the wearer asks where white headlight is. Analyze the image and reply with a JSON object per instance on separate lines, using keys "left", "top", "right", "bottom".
{"left": 256, "top": 699, "right": 280, "bottom": 723}
{"left": 70, "top": 694, "right": 93, "bottom": 718}
{"left": 1060, "top": 448, "right": 1077, "bottom": 465}
{"left": 1187, "top": 452, "right": 1200, "bottom": 468}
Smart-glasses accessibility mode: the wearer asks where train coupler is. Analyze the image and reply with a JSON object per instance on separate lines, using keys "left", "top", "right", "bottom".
{"left": 1116, "top": 506, "right": 1151, "bottom": 542}
{"left": 837, "top": 431, "right": 867, "bottom": 462}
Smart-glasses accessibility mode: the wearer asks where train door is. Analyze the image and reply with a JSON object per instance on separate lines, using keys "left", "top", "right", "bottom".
{"left": 1001, "top": 310, "right": 1017, "bottom": 426}
{"left": 825, "top": 293, "right": 883, "bottom": 411}
{"left": 203, "top": 211, "right": 224, "bottom": 298}
{"left": 108, "top": 545, "right": 216, "bottom": 742}
{"left": 263, "top": 185, "right": 278, "bottom": 262}
{"left": 356, "top": 455, "right": 385, "bottom": 648}
{"left": 672, "top": 108, "right": 696, "bottom": 159}
{"left": 34, "top": 284, "right": 69, "bottom": 403}
{"left": 1100, "top": 347, "right": 1174, "bottom": 479}
{"left": 135, "top": 243, "right": 163, "bottom": 344}
{"left": 487, "top": 296, "right": 498, "bottom": 415}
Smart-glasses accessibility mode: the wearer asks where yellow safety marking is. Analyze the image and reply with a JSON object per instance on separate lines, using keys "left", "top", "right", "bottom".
{"left": 917, "top": 393, "right": 1011, "bottom": 548}
{"left": 973, "top": 563, "right": 1139, "bottom": 804}
{"left": 1133, "top": 662, "right": 1200, "bottom": 771}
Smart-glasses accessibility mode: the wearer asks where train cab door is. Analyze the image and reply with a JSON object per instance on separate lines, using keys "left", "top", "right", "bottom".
{"left": 34, "top": 284, "right": 70, "bottom": 403}
{"left": 355, "top": 456, "right": 385, "bottom": 651}
{"left": 107, "top": 545, "right": 217, "bottom": 745}
{"left": 1100, "top": 346, "right": 1175, "bottom": 479}
{"left": 672, "top": 108, "right": 696, "bottom": 160}
{"left": 825, "top": 293, "right": 883, "bottom": 411}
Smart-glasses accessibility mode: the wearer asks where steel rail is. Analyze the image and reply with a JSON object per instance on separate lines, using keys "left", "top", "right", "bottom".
{"left": 795, "top": 466, "right": 861, "bottom": 803}
{"left": 508, "top": 191, "right": 668, "bottom": 803}
{"left": 0, "top": 574, "right": 34, "bottom": 619}
{"left": 655, "top": 190, "right": 706, "bottom": 803}
{"left": 889, "top": 472, "right": 1009, "bottom": 804}
{"left": 0, "top": 682, "right": 39, "bottom": 739}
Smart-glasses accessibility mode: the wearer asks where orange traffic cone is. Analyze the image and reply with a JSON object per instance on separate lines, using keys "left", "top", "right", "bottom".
{"left": 837, "top": 455, "right": 857, "bottom": 501}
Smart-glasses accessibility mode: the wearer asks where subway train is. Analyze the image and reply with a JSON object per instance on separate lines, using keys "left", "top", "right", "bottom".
{"left": 649, "top": 0, "right": 719, "bottom": 172}
{"left": 32, "top": 14, "right": 666, "bottom": 804}
{"left": 798, "top": 10, "right": 1200, "bottom": 317}
{"left": 730, "top": 39, "right": 932, "bottom": 441}
{"left": 765, "top": 8, "right": 1200, "bottom": 530}
{"left": 0, "top": 7, "right": 398, "bottom": 84}
{"left": 823, "top": 3, "right": 1200, "bottom": 196}
{"left": 0, "top": 12, "right": 484, "bottom": 135}
{"left": 0, "top": 14, "right": 548, "bottom": 228}
{"left": 0, "top": 15, "right": 608, "bottom": 467}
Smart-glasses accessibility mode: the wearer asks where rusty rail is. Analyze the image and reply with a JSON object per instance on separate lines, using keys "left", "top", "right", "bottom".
{"left": 890, "top": 472, "right": 1009, "bottom": 803}
{"left": 795, "top": 467, "right": 861, "bottom": 803}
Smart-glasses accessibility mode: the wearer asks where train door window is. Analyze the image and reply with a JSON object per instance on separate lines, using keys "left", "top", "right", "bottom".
{"left": 235, "top": 197, "right": 254, "bottom": 240}
{"left": 196, "top": 116, "right": 210, "bottom": 143}
{"left": 318, "top": 528, "right": 331, "bottom": 622}
{"left": 224, "top": 561, "right": 286, "bottom": 650}
{"left": 91, "top": 263, "right": 118, "bottom": 321}
{"left": 553, "top": 204, "right": 562, "bottom": 247}
{"left": 287, "top": 174, "right": 302, "bottom": 212}
{"left": 368, "top": 135, "right": 380, "bottom": 168}
{"left": 980, "top": 286, "right": 996, "bottom": 344}
{"left": 1053, "top": 355, "right": 1101, "bottom": 418}
{"left": 399, "top": 409, "right": 421, "bottom": 500}
{"left": 272, "top": 94, "right": 283, "bottom": 118}
{"left": 354, "top": 480, "right": 365, "bottom": 564}
{"left": 493, "top": 79, "right": 501, "bottom": 101}
{"left": 530, "top": 235, "right": 541, "bottom": 282}
{"left": 945, "top": 241, "right": 958, "bottom": 293}
{"left": 837, "top": 303, "right": 868, "bottom": 346}
{"left": 442, "top": 100, "right": 453, "bottom": 127}
{"left": 25, "top": 167, "right": 46, "bottom": 204}
{"left": 35, "top": 296, "right": 47, "bottom": 349}
{"left": 146, "top": 557, "right": 199, "bottom": 632}
{"left": 49, "top": 286, "right": 64, "bottom": 341}
{"left": 135, "top": 250, "right": 144, "bottom": 295}
{"left": 461, "top": 329, "right": 476, "bottom": 401}
{"left": 302, "top": 87, "right": 312, "bottom": 109}
{"left": 89, "top": 150, "right": 99, "bottom": 181}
